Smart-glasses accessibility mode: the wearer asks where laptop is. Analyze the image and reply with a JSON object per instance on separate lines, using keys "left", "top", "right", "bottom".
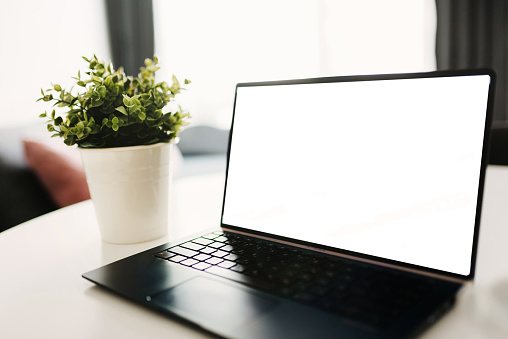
{"left": 83, "top": 69, "right": 495, "bottom": 339}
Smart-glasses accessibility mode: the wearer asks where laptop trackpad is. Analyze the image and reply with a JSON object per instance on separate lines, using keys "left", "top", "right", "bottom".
{"left": 151, "top": 276, "right": 278, "bottom": 328}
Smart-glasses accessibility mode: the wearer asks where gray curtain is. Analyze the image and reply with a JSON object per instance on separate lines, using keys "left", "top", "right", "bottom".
{"left": 435, "top": 0, "right": 508, "bottom": 125}
{"left": 105, "top": 0, "right": 155, "bottom": 76}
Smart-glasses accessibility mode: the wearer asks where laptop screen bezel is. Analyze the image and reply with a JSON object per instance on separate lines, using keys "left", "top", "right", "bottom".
{"left": 220, "top": 69, "right": 496, "bottom": 282}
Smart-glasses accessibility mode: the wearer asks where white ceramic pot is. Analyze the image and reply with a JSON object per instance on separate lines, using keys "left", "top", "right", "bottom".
{"left": 79, "top": 142, "right": 172, "bottom": 244}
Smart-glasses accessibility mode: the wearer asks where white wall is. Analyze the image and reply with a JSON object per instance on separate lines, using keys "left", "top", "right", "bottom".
{"left": 0, "top": 0, "right": 110, "bottom": 127}
{"left": 154, "top": 0, "right": 437, "bottom": 128}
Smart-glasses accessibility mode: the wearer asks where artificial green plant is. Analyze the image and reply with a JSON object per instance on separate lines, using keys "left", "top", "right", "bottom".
{"left": 38, "top": 55, "right": 190, "bottom": 148}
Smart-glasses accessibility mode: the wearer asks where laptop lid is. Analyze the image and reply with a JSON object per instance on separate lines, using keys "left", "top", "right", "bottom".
{"left": 221, "top": 70, "right": 495, "bottom": 282}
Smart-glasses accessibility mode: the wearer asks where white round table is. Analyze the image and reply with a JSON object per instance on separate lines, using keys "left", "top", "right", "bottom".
{"left": 1, "top": 168, "right": 508, "bottom": 338}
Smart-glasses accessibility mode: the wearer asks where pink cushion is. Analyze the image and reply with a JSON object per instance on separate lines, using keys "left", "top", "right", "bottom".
{"left": 23, "top": 139, "right": 90, "bottom": 208}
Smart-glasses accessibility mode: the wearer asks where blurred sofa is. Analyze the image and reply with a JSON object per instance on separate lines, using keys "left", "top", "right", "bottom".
{"left": 0, "top": 124, "right": 59, "bottom": 231}
{"left": 0, "top": 123, "right": 228, "bottom": 232}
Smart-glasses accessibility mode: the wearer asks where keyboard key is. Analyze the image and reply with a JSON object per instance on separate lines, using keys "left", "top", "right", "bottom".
{"left": 203, "top": 233, "right": 220, "bottom": 240}
{"left": 200, "top": 247, "right": 217, "bottom": 254}
{"left": 230, "top": 264, "right": 245, "bottom": 273}
{"left": 169, "top": 246, "right": 199, "bottom": 258}
{"left": 169, "top": 255, "right": 186, "bottom": 263}
{"left": 209, "top": 242, "right": 225, "bottom": 249}
{"left": 236, "top": 257, "right": 252, "bottom": 265}
{"left": 214, "top": 235, "right": 229, "bottom": 243}
{"left": 180, "top": 258, "right": 199, "bottom": 266}
{"left": 181, "top": 242, "right": 205, "bottom": 251}
{"left": 316, "top": 277, "right": 331, "bottom": 286}
{"left": 293, "top": 281, "right": 311, "bottom": 291}
{"left": 192, "top": 262, "right": 212, "bottom": 270}
{"left": 223, "top": 253, "right": 239, "bottom": 261}
{"left": 211, "top": 250, "right": 228, "bottom": 258}
{"left": 220, "top": 245, "right": 234, "bottom": 252}
{"left": 218, "top": 260, "right": 236, "bottom": 269}
{"left": 193, "top": 238, "right": 215, "bottom": 246}
{"left": 205, "top": 257, "right": 224, "bottom": 265}
{"left": 230, "top": 247, "right": 245, "bottom": 255}
{"left": 245, "top": 269, "right": 261, "bottom": 277}
{"left": 279, "top": 278, "right": 293, "bottom": 286}
{"left": 194, "top": 253, "right": 212, "bottom": 261}
{"left": 301, "top": 273, "right": 313, "bottom": 282}
{"left": 308, "top": 286, "right": 329, "bottom": 297}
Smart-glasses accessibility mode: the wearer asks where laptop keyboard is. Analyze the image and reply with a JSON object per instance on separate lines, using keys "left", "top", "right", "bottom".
{"left": 154, "top": 231, "right": 439, "bottom": 328}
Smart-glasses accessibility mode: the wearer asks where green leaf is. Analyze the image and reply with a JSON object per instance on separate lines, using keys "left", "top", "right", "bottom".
{"left": 97, "top": 85, "right": 106, "bottom": 98}
{"left": 105, "top": 76, "right": 112, "bottom": 87}
{"left": 122, "top": 95, "right": 133, "bottom": 107}
{"left": 67, "top": 108, "right": 82, "bottom": 114}
{"left": 169, "top": 75, "right": 181, "bottom": 94}
{"left": 115, "top": 106, "right": 128, "bottom": 115}
{"left": 53, "top": 84, "right": 62, "bottom": 91}
{"left": 91, "top": 99, "right": 104, "bottom": 107}
{"left": 64, "top": 136, "right": 74, "bottom": 146}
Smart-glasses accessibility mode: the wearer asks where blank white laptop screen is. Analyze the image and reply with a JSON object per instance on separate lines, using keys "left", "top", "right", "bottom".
{"left": 222, "top": 74, "right": 491, "bottom": 276}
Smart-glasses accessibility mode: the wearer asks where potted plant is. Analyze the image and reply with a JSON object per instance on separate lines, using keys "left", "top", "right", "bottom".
{"left": 38, "top": 55, "right": 190, "bottom": 244}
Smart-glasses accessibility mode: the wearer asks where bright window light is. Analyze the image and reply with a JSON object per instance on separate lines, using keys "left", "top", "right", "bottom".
{"left": 154, "top": 0, "right": 437, "bottom": 128}
{"left": 0, "top": 0, "right": 110, "bottom": 127}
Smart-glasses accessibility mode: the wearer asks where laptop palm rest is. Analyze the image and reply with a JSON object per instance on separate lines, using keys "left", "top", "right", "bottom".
{"left": 151, "top": 276, "right": 278, "bottom": 330}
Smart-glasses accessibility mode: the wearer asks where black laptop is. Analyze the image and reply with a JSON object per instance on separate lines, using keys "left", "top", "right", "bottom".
{"left": 83, "top": 69, "right": 495, "bottom": 339}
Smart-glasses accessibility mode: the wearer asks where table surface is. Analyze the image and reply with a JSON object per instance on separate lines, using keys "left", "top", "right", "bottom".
{"left": 2, "top": 168, "right": 508, "bottom": 338}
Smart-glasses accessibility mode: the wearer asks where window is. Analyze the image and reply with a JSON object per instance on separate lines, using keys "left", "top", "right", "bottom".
{"left": 0, "top": 0, "right": 110, "bottom": 126}
{"left": 154, "top": 0, "right": 436, "bottom": 128}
